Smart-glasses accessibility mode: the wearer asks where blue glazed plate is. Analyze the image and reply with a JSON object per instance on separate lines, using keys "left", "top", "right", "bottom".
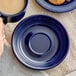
{"left": 12, "top": 15, "right": 69, "bottom": 70}
{"left": 36, "top": 0, "right": 76, "bottom": 13}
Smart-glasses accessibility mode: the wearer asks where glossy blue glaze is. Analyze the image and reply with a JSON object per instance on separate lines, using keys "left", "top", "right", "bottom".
{"left": 36, "top": 0, "right": 76, "bottom": 13}
{"left": 0, "top": 0, "right": 28, "bottom": 23}
{"left": 28, "top": 33, "right": 51, "bottom": 55}
{"left": 12, "top": 15, "right": 69, "bottom": 70}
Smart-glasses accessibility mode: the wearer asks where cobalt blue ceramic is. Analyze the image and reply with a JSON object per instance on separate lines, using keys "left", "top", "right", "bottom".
{"left": 12, "top": 15, "right": 69, "bottom": 70}
{"left": 36, "top": 0, "right": 76, "bottom": 13}
{"left": 0, "top": 0, "right": 28, "bottom": 24}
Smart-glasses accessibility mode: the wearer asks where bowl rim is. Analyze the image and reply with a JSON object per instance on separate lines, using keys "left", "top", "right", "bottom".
{"left": 36, "top": 0, "right": 76, "bottom": 13}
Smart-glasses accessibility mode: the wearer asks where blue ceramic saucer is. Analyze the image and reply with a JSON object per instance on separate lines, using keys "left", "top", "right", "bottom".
{"left": 36, "top": 0, "right": 76, "bottom": 13}
{"left": 12, "top": 15, "right": 69, "bottom": 70}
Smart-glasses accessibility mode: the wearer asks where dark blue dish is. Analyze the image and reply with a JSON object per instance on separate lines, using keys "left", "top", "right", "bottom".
{"left": 0, "top": 0, "right": 28, "bottom": 24}
{"left": 12, "top": 15, "right": 69, "bottom": 70}
{"left": 36, "top": 0, "right": 76, "bottom": 13}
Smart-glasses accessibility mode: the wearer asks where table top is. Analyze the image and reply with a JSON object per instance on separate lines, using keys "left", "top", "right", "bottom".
{"left": 1, "top": 0, "right": 76, "bottom": 76}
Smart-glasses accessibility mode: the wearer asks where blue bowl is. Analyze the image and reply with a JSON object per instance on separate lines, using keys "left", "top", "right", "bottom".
{"left": 12, "top": 15, "right": 69, "bottom": 70}
{"left": 0, "top": 0, "right": 28, "bottom": 24}
{"left": 36, "top": 0, "right": 76, "bottom": 13}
